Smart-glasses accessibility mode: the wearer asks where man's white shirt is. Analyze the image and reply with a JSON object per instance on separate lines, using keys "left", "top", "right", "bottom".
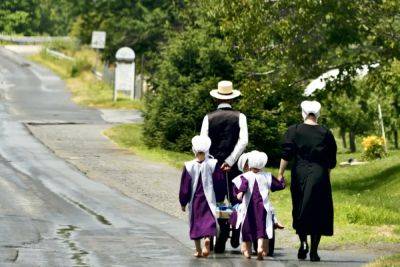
{"left": 200, "top": 103, "right": 248, "bottom": 166}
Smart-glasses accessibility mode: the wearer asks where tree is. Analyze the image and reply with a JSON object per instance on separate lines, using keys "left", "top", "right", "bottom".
{"left": 0, "top": 0, "right": 82, "bottom": 36}
{"left": 0, "top": 0, "right": 41, "bottom": 35}
{"left": 144, "top": 25, "right": 234, "bottom": 151}
{"left": 70, "top": 0, "right": 187, "bottom": 63}
{"left": 143, "top": 0, "right": 400, "bottom": 162}
{"left": 315, "top": 76, "right": 378, "bottom": 152}
{"left": 363, "top": 60, "right": 400, "bottom": 149}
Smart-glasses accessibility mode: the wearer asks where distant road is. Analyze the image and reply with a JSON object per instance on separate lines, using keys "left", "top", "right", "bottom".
{"left": 0, "top": 35, "right": 70, "bottom": 44}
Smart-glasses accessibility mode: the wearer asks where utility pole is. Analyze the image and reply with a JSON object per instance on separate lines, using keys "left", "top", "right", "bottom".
{"left": 378, "top": 104, "right": 387, "bottom": 153}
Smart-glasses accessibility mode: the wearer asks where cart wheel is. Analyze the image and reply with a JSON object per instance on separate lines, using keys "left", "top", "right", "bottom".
{"left": 214, "top": 234, "right": 227, "bottom": 253}
{"left": 253, "top": 241, "right": 257, "bottom": 254}
{"left": 230, "top": 228, "right": 240, "bottom": 248}
{"left": 214, "top": 219, "right": 229, "bottom": 253}
{"left": 268, "top": 230, "right": 275, "bottom": 256}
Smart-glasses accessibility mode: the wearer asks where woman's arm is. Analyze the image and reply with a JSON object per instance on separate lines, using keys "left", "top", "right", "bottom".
{"left": 279, "top": 125, "right": 296, "bottom": 179}
{"left": 278, "top": 159, "right": 289, "bottom": 180}
{"left": 326, "top": 130, "right": 337, "bottom": 169}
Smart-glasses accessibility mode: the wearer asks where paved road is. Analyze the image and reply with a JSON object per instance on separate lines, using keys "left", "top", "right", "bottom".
{"left": 0, "top": 47, "right": 388, "bottom": 266}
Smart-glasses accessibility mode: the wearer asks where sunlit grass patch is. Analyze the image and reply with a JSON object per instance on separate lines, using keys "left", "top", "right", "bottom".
{"left": 29, "top": 48, "right": 143, "bottom": 110}
{"left": 367, "top": 253, "right": 400, "bottom": 267}
{"left": 270, "top": 149, "right": 400, "bottom": 247}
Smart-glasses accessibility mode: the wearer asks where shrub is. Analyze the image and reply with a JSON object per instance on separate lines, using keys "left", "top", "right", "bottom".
{"left": 46, "top": 39, "right": 80, "bottom": 55}
{"left": 70, "top": 58, "right": 92, "bottom": 77}
{"left": 143, "top": 28, "right": 233, "bottom": 152}
{"left": 361, "top": 135, "right": 387, "bottom": 160}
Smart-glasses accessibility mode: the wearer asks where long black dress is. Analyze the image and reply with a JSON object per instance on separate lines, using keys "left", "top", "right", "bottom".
{"left": 282, "top": 123, "right": 337, "bottom": 236}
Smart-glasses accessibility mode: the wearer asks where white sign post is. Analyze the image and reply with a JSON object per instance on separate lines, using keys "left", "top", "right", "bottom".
{"left": 114, "top": 47, "right": 136, "bottom": 101}
{"left": 91, "top": 31, "right": 106, "bottom": 49}
{"left": 91, "top": 31, "right": 106, "bottom": 75}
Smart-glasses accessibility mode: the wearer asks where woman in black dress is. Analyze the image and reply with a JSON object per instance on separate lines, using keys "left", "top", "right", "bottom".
{"left": 278, "top": 101, "right": 337, "bottom": 262}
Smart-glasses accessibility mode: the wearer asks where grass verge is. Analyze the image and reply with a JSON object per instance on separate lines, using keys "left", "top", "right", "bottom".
{"left": 29, "top": 48, "right": 143, "bottom": 110}
{"left": 367, "top": 253, "right": 400, "bottom": 267}
{"left": 271, "top": 148, "right": 400, "bottom": 248}
{"left": 103, "top": 123, "right": 192, "bottom": 169}
{"left": 105, "top": 123, "right": 400, "bottom": 248}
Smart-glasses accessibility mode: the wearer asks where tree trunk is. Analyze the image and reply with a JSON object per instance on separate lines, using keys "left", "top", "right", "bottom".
{"left": 394, "top": 129, "right": 399, "bottom": 149}
{"left": 349, "top": 131, "right": 356, "bottom": 153}
{"left": 340, "top": 128, "right": 347, "bottom": 149}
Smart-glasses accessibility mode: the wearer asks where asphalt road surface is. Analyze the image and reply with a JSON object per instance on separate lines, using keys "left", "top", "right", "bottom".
{"left": 0, "top": 47, "right": 385, "bottom": 266}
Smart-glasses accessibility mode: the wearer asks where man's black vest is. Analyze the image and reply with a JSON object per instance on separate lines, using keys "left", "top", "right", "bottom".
{"left": 208, "top": 108, "right": 240, "bottom": 164}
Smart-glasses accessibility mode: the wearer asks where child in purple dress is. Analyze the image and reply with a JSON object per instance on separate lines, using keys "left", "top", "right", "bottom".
{"left": 234, "top": 152, "right": 285, "bottom": 255}
{"left": 179, "top": 135, "right": 226, "bottom": 257}
{"left": 233, "top": 151, "right": 285, "bottom": 260}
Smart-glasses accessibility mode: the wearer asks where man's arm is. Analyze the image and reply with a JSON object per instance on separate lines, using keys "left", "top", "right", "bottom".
{"left": 224, "top": 113, "right": 248, "bottom": 167}
{"left": 200, "top": 115, "right": 209, "bottom": 136}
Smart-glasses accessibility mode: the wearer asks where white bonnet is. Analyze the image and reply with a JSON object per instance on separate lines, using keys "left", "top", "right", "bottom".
{"left": 247, "top": 150, "right": 268, "bottom": 169}
{"left": 301, "top": 100, "right": 321, "bottom": 120}
{"left": 192, "top": 135, "right": 212, "bottom": 154}
{"left": 237, "top": 152, "right": 250, "bottom": 172}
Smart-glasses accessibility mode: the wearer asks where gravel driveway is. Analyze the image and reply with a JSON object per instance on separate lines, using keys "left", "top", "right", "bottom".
{"left": 28, "top": 124, "right": 186, "bottom": 221}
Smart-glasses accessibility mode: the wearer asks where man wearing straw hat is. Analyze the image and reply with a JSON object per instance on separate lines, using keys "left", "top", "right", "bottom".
{"left": 200, "top": 80, "right": 248, "bottom": 252}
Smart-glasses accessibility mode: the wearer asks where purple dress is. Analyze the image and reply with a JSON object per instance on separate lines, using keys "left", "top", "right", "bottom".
{"left": 179, "top": 165, "right": 226, "bottom": 240}
{"left": 234, "top": 175, "right": 285, "bottom": 241}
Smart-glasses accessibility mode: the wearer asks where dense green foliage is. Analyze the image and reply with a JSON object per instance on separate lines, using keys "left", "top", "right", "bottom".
{"left": 3, "top": 0, "right": 400, "bottom": 162}
{"left": 0, "top": 0, "right": 80, "bottom": 35}
{"left": 144, "top": 0, "right": 400, "bottom": 163}
{"left": 69, "top": 0, "right": 186, "bottom": 64}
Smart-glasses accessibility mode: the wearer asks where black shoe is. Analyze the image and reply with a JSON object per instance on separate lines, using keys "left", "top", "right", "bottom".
{"left": 297, "top": 243, "right": 309, "bottom": 260}
{"left": 310, "top": 252, "right": 320, "bottom": 262}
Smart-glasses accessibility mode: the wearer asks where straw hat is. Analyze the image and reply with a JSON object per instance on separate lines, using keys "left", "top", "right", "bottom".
{"left": 210, "top": 81, "right": 241, "bottom": 100}
{"left": 301, "top": 100, "right": 321, "bottom": 119}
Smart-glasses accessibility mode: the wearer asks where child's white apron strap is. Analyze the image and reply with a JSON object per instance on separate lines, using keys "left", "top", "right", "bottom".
{"left": 257, "top": 173, "right": 274, "bottom": 239}
{"left": 184, "top": 160, "right": 200, "bottom": 225}
{"left": 201, "top": 159, "right": 218, "bottom": 222}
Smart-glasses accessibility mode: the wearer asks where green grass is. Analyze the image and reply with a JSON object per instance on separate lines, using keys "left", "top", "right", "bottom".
{"left": 103, "top": 124, "right": 192, "bottom": 169}
{"left": 29, "top": 48, "right": 143, "bottom": 110}
{"left": 367, "top": 253, "right": 400, "bottom": 267}
{"left": 270, "top": 148, "right": 400, "bottom": 248}
{"left": 105, "top": 123, "right": 400, "bottom": 248}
